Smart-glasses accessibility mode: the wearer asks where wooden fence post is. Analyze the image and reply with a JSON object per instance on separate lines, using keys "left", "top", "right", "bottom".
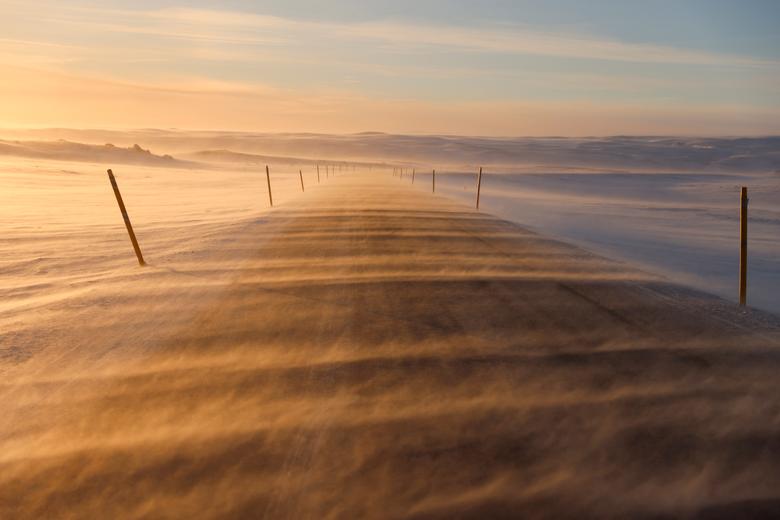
{"left": 299, "top": 170, "right": 305, "bottom": 192}
{"left": 317, "top": 164, "right": 321, "bottom": 183}
{"left": 265, "top": 165, "right": 273, "bottom": 207}
{"left": 412, "top": 169, "right": 415, "bottom": 184}
{"left": 106, "top": 169, "right": 145, "bottom": 266}
{"left": 740, "top": 187, "right": 748, "bottom": 306}
{"left": 432, "top": 169, "right": 436, "bottom": 193}
{"left": 476, "top": 167, "right": 483, "bottom": 209}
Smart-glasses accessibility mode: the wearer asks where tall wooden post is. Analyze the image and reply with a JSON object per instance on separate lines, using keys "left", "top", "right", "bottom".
{"left": 476, "top": 167, "right": 483, "bottom": 209}
{"left": 299, "top": 170, "right": 305, "bottom": 192}
{"left": 317, "top": 164, "right": 321, "bottom": 183}
{"left": 412, "top": 169, "right": 415, "bottom": 184}
{"left": 265, "top": 165, "right": 273, "bottom": 207}
{"left": 740, "top": 187, "right": 748, "bottom": 306}
{"left": 432, "top": 169, "right": 436, "bottom": 193}
{"left": 106, "top": 169, "right": 145, "bottom": 266}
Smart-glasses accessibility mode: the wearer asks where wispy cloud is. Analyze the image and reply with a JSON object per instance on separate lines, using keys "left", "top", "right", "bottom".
{"left": 6, "top": 3, "right": 776, "bottom": 67}
{"left": 2, "top": 63, "right": 779, "bottom": 136}
{"left": 0, "top": 1, "right": 777, "bottom": 134}
{"left": 131, "top": 6, "right": 776, "bottom": 67}
{"left": 347, "top": 20, "right": 777, "bottom": 67}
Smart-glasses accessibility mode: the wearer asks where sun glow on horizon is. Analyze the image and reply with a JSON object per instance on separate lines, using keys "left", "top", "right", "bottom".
{"left": 1, "top": 0, "right": 779, "bottom": 135}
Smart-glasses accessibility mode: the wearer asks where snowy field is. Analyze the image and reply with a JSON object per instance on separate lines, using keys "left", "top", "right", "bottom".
{"left": 2, "top": 133, "right": 780, "bottom": 518}
{"left": 0, "top": 154, "right": 319, "bottom": 358}
{"left": 1, "top": 130, "right": 778, "bottom": 315}
{"left": 413, "top": 169, "right": 780, "bottom": 314}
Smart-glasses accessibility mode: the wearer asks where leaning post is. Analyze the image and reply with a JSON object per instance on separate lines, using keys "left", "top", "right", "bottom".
{"left": 106, "top": 169, "right": 145, "bottom": 266}
{"left": 740, "top": 186, "right": 749, "bottom": 306}
{"left": 299, "top": 170, "right": 305, "bottom": 192}
{"left": 265, "top": 165, "right": 274, "bottom": 207}
{"left": 476, "top": 167, "right": 483, "bottom": 209}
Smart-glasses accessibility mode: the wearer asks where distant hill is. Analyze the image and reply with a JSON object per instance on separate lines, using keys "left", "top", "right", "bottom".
{"left": 188, "top": 149, "right": 388, "bottom": 169}
{"left": 1, "top": 130, "right": 779, "bottom": 173}
{"left": 0, "top": 139, "right": 196, "bottom": 168}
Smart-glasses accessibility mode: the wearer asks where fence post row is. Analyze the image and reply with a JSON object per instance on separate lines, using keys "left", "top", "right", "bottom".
{"left": 106, "top": 169, "right": 145, "bottom": 266}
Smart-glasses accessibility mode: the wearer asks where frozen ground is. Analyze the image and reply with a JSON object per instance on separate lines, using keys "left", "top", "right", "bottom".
{"left": 412, "top": 169, "right": 780, "bottom": 314}
{"left": 2, "top": 168, "right": 780, "bottom": 518}
{"left": 1, "top": 131, "right": 777, "bottom": 316}
{"left": 0, "top": 154, "right": 320, "bottom": 359}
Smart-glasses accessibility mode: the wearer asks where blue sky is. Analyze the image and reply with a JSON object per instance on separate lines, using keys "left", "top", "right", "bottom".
{"left": 83, "top": 0, "right": 780, "bottom": 58}
{"left": 1, "top": 0, "right": 778, "bottom": 134}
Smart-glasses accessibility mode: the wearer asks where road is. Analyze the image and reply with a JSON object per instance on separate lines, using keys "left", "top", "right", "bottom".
{"left": 2, "top": 173, "right": 780, "bottom": 519}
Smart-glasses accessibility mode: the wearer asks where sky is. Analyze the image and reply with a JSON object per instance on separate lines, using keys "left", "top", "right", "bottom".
{"left": 1, "top": 0, "right": 779, "bottom": 135}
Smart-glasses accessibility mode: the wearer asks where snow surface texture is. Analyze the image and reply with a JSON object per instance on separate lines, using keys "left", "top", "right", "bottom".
{"left": 417, "top": 170, "right": 779, "bottom": 314}
{"left": 2, "top": 168, "right": 780, "bottom": 518}
{"left": 4, "top": 130, "right": 774, "bottom": 312}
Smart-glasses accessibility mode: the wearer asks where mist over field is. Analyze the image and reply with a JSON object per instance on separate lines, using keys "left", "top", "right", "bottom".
{"left": 4, "top": 128, "right": 780, "bottom": 173}
{"left": 2, "top": 131, "right": 780, "bottom": 518}
{"left": 0, "top": 127, "right": 778, "bottom": 517}
{"left": 2, "top": 130, "right": 778, "bottom": 313}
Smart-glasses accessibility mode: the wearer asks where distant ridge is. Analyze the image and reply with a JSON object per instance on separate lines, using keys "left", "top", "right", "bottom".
{"left": 188, "top": 149, "right": 389, "bottom": 168}
{"left": 0, "top": 130, "right": 778, "bottom": 173}
{"left": 0, "top": 139, "right": 195, "bottom": 168}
